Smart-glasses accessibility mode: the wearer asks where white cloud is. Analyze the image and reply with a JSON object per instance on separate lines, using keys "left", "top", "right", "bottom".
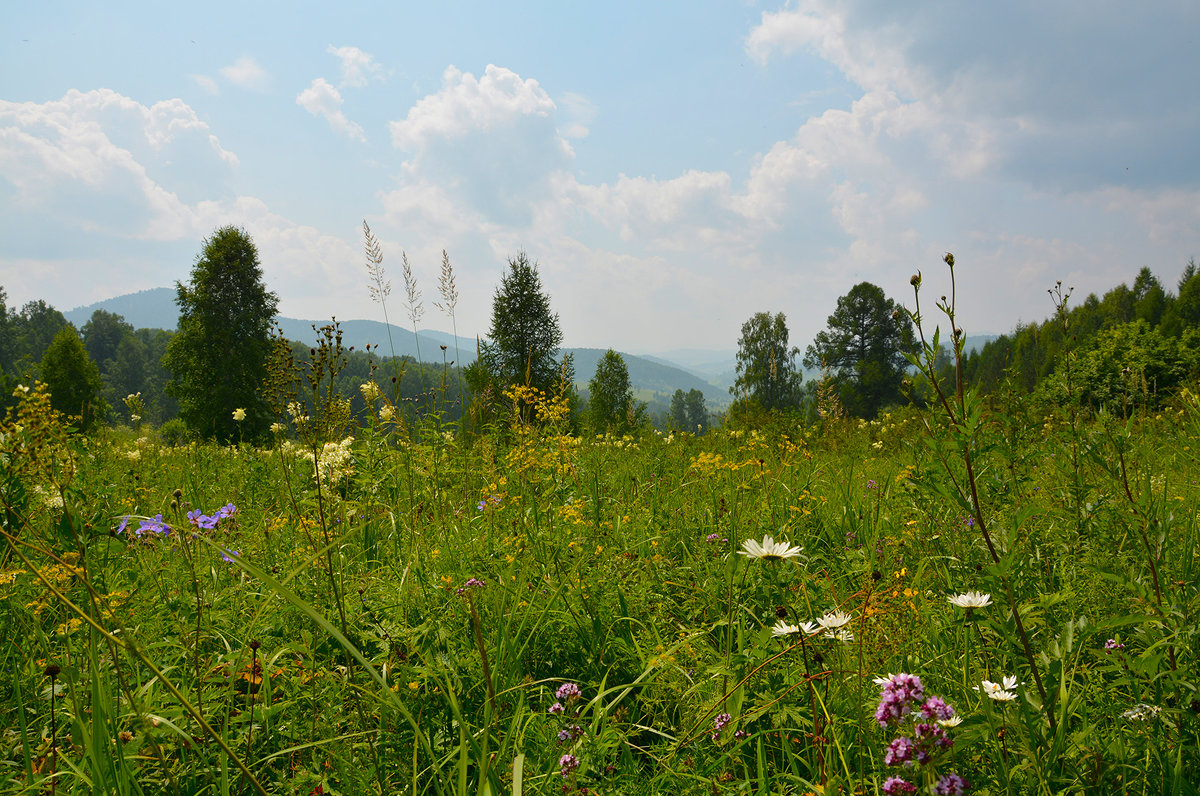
{"left": 296, "top": 78, "right": 366, "bottom": 141}
{"left": 0, "top": 89, "right": 237, "bottom": 239}
{"left": 386, "top": 65, "right": 574, "bottom": 226}
{"left": 390, "top": 65, "right": 561, "bottom": 150}
{"left": 220, "top": 56, "right": 270, "bottom": 92}
{"left": 190, "top": 74, "right": 219, "bottom": 95}
{"left": 327, "top": 45, "right": 385, "bottom": 88}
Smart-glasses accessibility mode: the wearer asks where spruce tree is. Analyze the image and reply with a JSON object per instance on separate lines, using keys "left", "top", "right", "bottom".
{"left": 479, "top": 252, "right": 564, "bottom": 396}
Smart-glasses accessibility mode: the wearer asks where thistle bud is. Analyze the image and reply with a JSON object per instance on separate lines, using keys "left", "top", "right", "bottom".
{"left": 943, "top": 252, "right": 955, "bottom": 267}
{"left": 910, "top": 273, "right": 921, "bottom": 287}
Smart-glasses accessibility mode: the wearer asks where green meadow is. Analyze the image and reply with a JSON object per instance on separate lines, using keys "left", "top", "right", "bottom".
{"left": 2, "top": 355, "right": 1198, "bottom": 794}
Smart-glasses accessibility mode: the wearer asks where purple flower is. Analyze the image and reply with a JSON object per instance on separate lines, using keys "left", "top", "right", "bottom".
{"left": 558, "top": 754, "right": 579, "bottom": 778}
{"left": 884, "top": 735, "right": 915, "bottom": 766}
{"left": 455, "top": 577, "right": 486, "bottom": 596}
{"left": 713, "top": 713, "right": 732, "bottom": 731}
{"left": 921, "top": 696, "right": 955, "bottom": 722}
{"left": 883, "top": 777, "right": 917, "bottom": 795}
{"left": 935, "top": 773, "right": 969, "bottom": 795}
{"left": 548, "top": 701, "right": 564, "bottom": 714}
{"left": 138, "top": 514, "right": 171, "bottom": 536}
{"left": 1105, "top": 638, "right": 1125, "bottom": 651}
{"left": 875, "top": 673, "right": 925, "bottom": 726}
{"left": 220, "top": 549, "right": 240, "bottom": 563}
{"left": 116, "top": 516, "right": 130, "bottom": 535}
{"left": 556, "top": 682, "right": 582, "bottom": 702}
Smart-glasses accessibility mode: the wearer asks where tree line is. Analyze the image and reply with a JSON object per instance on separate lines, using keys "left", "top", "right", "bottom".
{"left": 5, "top": 223, "right": 1196, "bottom": 440}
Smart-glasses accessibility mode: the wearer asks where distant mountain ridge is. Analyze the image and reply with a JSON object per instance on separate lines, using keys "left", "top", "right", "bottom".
{"left": 64, "top": 288, "right": 736, "bottom": 407}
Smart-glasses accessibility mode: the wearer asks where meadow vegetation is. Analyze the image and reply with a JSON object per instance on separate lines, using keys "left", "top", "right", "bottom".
{"left": 1, "top": 253, "right": 1199, "bottom": 795}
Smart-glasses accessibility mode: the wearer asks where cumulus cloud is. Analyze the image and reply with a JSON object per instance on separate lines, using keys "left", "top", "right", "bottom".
{"left": 327, "top": 45, "right": 385, "bottom": 88}
{"left": 220, "top": 56, "right": 270, "bottom": 92}
{"left": 386, "top": 65, "right": 574, "bottom": 226}
{"left": 296, "top": 78, "right": 366, "bottom": 141}
{"left": 0, "top": 89, "right": 237, "bottom": 239}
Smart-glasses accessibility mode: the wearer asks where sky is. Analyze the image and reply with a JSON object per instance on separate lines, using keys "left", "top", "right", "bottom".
{"left": 2, "top": 1, "right": 1198, "bottom": 355}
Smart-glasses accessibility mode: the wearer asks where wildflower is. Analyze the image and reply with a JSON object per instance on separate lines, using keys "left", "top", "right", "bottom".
{"left": 771, "top": 621, "right": 801, "bottom": 638}
{"left": 116, "top": 516, "right": 130, "bottom": 535}
{"left": 270, "top": 422, "right": 286, "bottom": 434}
{"left": 455, "top": 577, "right": 485, "bottom": 596}
{"left": 825, "top": 627, "right": 854, "bottom": 643}
{"left": 232, "top": 408, "right": 246, "bottom": 422}
{"left": 137, "top": 514, "right": 171, "bottom": 537}
{"left": 556, "top": 682, "right": 582, "bottom": 702}
{"left": 360, "top": 381, "right": 381, "bottom": 403}
{"left": 935, "top": 773, "right": 969, "bottom": 795}
{"left": 220, "top": 549, "right": 241, "bottom": 564}
{"left": 379, "top": 404, "right": 394, "bottom": 421}
{"left": 921, "top": 696, "right": 956, "bottom": 722}
{"left": 558, "top": 753, "right": 579, "bottom": 778}
{"left": 1122, "top": 703, "right": 1162, "bottom": 721}
{"left": 875, "top": 673, "right": 925, "bottom": 726}
{"left": 975, "top": 675, "right": 1019, "bottom": 702}
{"left": 548, "top": 702, "right": 564, "bottom": 714}
{"left": 711, "top": 711, "right": 732, "bottom": 740}
{"left": 884, "top": 735, "right": 915, "bottom": 766}
{"left": 738, "top": 534, "right": 803, "bottom": 562}
{"left": 947, "top": 591, "right": 992, "bottom": 609}
{"left": 882, "top": 776, "right": 917, "bottom": 795}
{"left": 936, "top": 715, "right": 963, "bottom": 728}
{"left": 816, "top": 609, "right": 852, "bottom": 631}
{"left": 1104, "top": 638, "right": 1125, "bottom": 651}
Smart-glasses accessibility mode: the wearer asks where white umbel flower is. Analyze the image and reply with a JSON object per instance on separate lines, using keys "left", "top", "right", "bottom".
{"left": 948, "top": 591, "right": 992, "bottom": 609}
{"left": 738, "top": 534, "right": 803, "bottom": 562}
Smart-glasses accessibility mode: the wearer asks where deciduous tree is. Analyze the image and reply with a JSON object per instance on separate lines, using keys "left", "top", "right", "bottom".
{"left": 732, "top": 312, "right": 803, "bottom": 411}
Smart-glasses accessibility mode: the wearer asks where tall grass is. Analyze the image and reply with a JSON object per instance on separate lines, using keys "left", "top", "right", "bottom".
{"left": 2, "top": 259, "right": 1199, "bottom": 794}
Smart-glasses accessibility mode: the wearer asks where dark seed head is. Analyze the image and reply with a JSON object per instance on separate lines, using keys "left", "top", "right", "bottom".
{"left": 775, "top": 606, "right": 788, "bottom": 619}
{"left": 249, "top": 640, "right": 261, "bottom": 651}
{"left": 44, "top": 663, "right": 61, "bottom": 678}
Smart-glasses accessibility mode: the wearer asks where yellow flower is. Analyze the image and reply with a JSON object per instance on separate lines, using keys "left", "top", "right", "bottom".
{"left": 232, "top": 408, "right": 246, "bottom": 422}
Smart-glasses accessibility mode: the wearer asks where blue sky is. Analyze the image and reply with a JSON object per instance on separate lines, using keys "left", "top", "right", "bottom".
{"left": 2, "top": 1, "right": 1198, "bottom": 354}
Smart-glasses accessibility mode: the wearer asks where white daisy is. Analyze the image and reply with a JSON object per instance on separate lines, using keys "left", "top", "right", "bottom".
{"left": 937, "top": 715, "right": 964, "bottom": 728}
{"left": 739, "top": 535, "right": 803, "bottom": 562}
{"left": 798, "top": 621, "right": 821, "bottom": 636}
{"left": 947, "top": 591, "right": 992, "bottom": 609}
{"left": 975, "top": 675, "right": 1020, "bottom": 702}
{"left": 771, "top": 621, "right": 801, "bottom": 638}
{"left": 816, "top": 609, "right": 852, "bottom": 631}
{"left": 825, "top": 628, "right": 854, "bottom": 643}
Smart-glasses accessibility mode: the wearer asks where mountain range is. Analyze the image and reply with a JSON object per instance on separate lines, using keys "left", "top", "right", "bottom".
{"left": 64, "top": 288, "right": 738, "bottom": 407}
